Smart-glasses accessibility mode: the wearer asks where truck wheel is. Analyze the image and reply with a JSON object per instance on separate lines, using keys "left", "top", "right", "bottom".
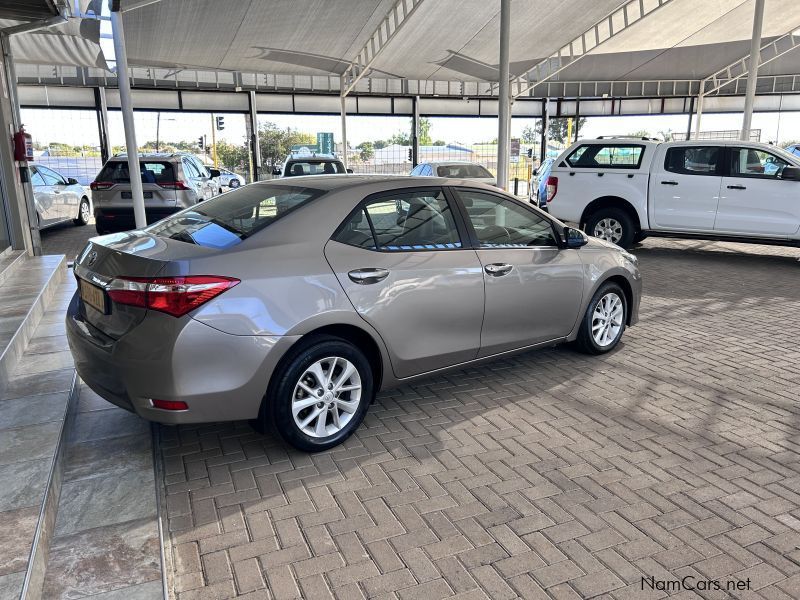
{"left": 585, "top": 208, "right": 635, "bottom": 248}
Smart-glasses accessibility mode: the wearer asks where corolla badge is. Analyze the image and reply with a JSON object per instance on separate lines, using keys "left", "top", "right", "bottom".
{"left": 85, "top": 250, "right": 98, "bottom": 267}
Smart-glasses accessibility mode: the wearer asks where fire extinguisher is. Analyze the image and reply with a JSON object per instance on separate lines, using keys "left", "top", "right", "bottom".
{"left": 13, "top": 125, "right": 33, "bottom": 162}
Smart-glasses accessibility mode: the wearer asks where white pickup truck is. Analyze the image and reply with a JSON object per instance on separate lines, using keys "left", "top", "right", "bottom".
{"left": 544, "top": 138, "right": 800, "bottom": 249}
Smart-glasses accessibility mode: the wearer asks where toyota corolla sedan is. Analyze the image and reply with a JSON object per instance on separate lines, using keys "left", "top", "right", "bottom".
{"left": 66, "top": 176, "right": 641, "bottom": 452}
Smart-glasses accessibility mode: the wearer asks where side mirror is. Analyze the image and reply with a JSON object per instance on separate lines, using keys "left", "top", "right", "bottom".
{"left": 781, "top": 165, "right": 800, "bottom": 180}
{"left": 208, "top": 168, "right": 221, "bottom": 178}
{"left": 67, "top": 177, "right": 79, "bottom": 185}
{"left": 564, "top": 226, "right": 588, "bottom": 249}
{"left": 272, "top": 168, "right": 282, "bottom": 176}
{"left": 346, "top": 168, "right": 354, "bottom": 174}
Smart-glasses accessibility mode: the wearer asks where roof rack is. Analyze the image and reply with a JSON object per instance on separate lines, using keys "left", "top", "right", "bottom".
{"left": 596, "top": 135, "right": 661, "bottom": 141}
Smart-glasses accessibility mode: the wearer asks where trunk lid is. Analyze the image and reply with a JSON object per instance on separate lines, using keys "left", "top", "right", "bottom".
{"left": 73, "top": 230, "right": 216, "bottom": 339}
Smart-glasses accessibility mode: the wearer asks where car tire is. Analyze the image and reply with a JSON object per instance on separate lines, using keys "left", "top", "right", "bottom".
{"left": 573, "top": 281, "right": 627, "bottom": 355}
{"left": 229, "top": 179, "right": 240, "bottom": 188}
{"left": 584, "top": 208, "right": 635, "bottom": 248}
{"left": 74, "top": 197, "right": 90, "bottom": 226}
{"left": 262, "top": 335, "right": 374, "bottom": 452}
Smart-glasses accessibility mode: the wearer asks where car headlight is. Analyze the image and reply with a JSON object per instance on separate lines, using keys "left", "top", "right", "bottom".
{"left": 620, "top": 250, "right": 638, "bottom": 266}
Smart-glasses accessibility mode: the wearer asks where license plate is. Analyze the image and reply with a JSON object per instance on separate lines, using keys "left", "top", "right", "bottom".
{"left": 79, "top": 279, "right": 107, "bottom": 314}
{"left": 121, "top": 191, "right": 153, "bottom": 199}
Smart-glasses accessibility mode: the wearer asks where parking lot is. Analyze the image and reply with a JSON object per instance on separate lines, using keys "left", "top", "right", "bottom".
{"left": 138, "top": 237, "right": 800, "bottom": 599}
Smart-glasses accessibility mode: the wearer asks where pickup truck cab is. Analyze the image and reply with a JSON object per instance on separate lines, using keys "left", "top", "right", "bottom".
{"left": 545, "top": 137, "right": 800, "bottom": 248}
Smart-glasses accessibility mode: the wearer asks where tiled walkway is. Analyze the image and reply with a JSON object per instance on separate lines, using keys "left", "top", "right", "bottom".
{"left": 157, "top": 238, "right": 800, "bottom": 599}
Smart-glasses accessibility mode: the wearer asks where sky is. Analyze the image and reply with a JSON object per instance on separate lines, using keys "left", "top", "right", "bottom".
{"left": 21, "top": 108, "right": 800, "bottom": 150}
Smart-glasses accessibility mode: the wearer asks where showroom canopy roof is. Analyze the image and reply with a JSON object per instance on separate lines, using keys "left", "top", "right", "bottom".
{"left": 5, "top": 0, "right": 800, "bottom": 97}
{"left": 114, "top": 0, "right": 800, "bottom": 84}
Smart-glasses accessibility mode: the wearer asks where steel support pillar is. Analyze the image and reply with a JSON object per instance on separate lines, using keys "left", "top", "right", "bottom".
{"left": 412, "top": 96, "right": 420, "bottom": 167}
{"left": 496, "top": 0, "right": 511, "bottom": 190}
{"left": 741, "top": 0, "right": 765, "bottom": 140}
{"left": 248, "top": 91, "right": 261, "bottom": 181}
{"left": 340, "top": 93, "right": 348, "bottom": 169}
{"left": 539, "top": 99, "right": 548, "bottom": 164}
{"left": 95, "top": 87, "right": 111, "bottom": 163}
{"left": 110, "top": 8, "right": 146, "bottom": 229}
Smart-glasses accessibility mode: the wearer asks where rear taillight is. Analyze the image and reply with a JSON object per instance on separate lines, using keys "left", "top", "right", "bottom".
{"left": 107, "top": 275, "right": 239, "bottom": 317}
{"left": 90, "top": 181, "right": 114, "bottom": 190}
{"left": 158, "top": 181, "right": 190, "bottom": 190}
{"left": 546, "top": 176, "right": 558, "bottom": 203}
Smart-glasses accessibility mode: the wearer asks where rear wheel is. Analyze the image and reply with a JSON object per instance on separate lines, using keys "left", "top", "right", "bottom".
{"left": 74, "top": 197, "right": 90, "bottom": 226}
{"left": 585, "top": 208, "right": 635, "bottom": 248}
{"left": 574, "top": 282, "right": 627, "bottom": 354}
{"left": 263, "top": 336, "right": 373, "bottom": 452}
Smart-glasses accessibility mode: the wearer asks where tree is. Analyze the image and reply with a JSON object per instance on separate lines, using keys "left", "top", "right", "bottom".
{"left": 215, "top": 140, "right": 249, "bottom": 170}
{"left": 521, "top": 124, "right": 537, "bottom": 144}
{"left": 535, "top": 117, "right": 587, "bottom": 144}
{"left": 432, "top": 140, "right": 446, "bottom": 146}
{"left": 389, "top": 130, "right": 411, "bottom": 146}
{"left": 626, "top": 129, "right": 651, "bottom": 139}
{"left": 357, "top": 141, "right": 374, "bottom": 161}
{"left": 373, "top": 140, "right": 388, "bottom": 150}
{"left": 258, "top": 122, "right": 316, "bottom": 171}
{"left": 419, "top": 117, "right": 432, "bottom": 146}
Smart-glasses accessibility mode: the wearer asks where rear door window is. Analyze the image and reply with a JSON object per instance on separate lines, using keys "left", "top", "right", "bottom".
{"left": 97, "top": 161, "right": 176, "bottom": 184}
{"left": 334, "top": 189, "right": 461, "bottom": 251}
{"left": 566, "top": 144, "right": 644, "bottom": 169}
{"left": 664, "top": 146, "right": 721, "bottom": 176}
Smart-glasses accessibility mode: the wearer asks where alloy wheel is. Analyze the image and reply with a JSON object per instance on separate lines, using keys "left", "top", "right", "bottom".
{"left": 593, "top": 218, "right": 623, "bottom": 244}
{"left": 291, "top": 356, "right": 362, "bottom": 438}
{"left": 80, "top": 200, "right": 91, "bottom": 223}
{"left": 591, "top": 292, "right": 624, "bottom": 347}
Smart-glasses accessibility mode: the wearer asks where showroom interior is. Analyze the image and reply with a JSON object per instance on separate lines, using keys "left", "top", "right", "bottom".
{"left": 1, "top": 0, "right": 800, "bottom": 599}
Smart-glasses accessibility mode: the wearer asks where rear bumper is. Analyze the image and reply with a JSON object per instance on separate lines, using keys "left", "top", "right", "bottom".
{"left": 94, "top": 207, "right": 181, "bottom": 232}
{"left": 65, "top": 292, "right": 301, "bottom": 424}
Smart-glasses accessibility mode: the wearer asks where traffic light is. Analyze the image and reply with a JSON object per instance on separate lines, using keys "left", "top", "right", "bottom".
{"left": 216, "top": 116, "right": 225, "bottom": 131}
{"left": 408, "top": 148, "right": 413, "bottom": 161}
{"left": 526, "top": 148, "right": 533, "bottom": 158}
{"left": 198, "top": 136, "right": 204, "bottom": 150}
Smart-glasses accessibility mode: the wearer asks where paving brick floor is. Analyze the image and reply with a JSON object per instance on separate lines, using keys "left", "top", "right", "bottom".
{"left": 155, "top": 238, "right": 799, "bottom": 599}
{"left": 40, "top": 218, "right": 97, "bottom": 263}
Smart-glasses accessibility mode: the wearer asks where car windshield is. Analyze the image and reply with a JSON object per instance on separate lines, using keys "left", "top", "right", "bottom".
{"left": 147, "top": 184, "right": 325, "bottom": 248}
{"left": 436, "top": 164, "right": 493, "bottom": 178}
{"left": 96, "top": 161, "right": 176, "bottom": 184}
{"left": 285, "top": 160, "right": 345, "bottom": 176}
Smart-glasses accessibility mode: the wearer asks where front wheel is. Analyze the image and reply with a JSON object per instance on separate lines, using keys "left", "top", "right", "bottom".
{"left": 264, "top": 336, "right": 374, "bottom": 452}
{"left": 573, "top": 282, "right": 627, "bottom": 355}
{"left": 585, "top": 208, "right": 635, "bottom": 248}
{"left": 74, "top": 197, "right": 90, "bottom": 226}
{"left": 229, "top": 179, "right": 240, "bottom": 188}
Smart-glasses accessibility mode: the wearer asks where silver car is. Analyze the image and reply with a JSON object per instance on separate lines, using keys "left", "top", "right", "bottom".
{"left": 91, "top": 153, "right": 221, "bottom": 234}
{"left": 67, "top": 176, "right": 641, "bottom": 452}
{"left": 31, "top": 164, "right": 91, "bottom": 228}
{"left": 218, "top": 167, "right": 245, "bottom": 189}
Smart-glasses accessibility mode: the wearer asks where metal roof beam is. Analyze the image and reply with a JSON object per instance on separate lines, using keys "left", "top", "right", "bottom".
{"left": 512, "top": 0, "right": 674, "bottom": 99}
{"left": 340, "top": 0, "right": 426, "bottom": 97}
{"left": 701, "top": 27, "right": 800, "bottom": 96}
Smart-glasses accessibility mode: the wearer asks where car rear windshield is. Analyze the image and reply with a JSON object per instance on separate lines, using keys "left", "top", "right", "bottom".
{"left": 436, "top": 164, "right": 493, "bottom": 178}
{"left": 147, "top": 184, "right": 325, "bottom": 248}
{"left": 96, "top": 161, "right": 176, "bottom": 184}
{"left": 285, "top": 160, "right": 345, "bottom": 176}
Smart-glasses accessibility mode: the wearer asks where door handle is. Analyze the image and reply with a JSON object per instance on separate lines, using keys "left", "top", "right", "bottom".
{"left": 661, "top": 180, "right": 678, "bottom": 185}
{"left": 727, "top": 184, "right": 746, "bottom": 190}
{"left": 484, "top": 263, "right": 513, "bottom": 276}
{"left": 348, "top": 268, "right": 389, "bottom": 285}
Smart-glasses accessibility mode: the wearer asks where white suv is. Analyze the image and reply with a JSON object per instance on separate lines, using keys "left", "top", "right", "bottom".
{"left": 544, "top": 138, "right": 800, "bottom": 248}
